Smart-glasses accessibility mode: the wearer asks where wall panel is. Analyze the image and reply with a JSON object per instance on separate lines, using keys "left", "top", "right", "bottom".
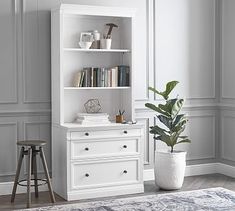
{"left": 155, "top": 0, "right": 215, "bottom": 101}
{"left": 0, "top": 0, "right": 17, "bottom": 103}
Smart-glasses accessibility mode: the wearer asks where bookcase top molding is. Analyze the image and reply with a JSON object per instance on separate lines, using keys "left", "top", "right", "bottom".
{"left": 52, "top": 4, "right": 137, "bottom": 18}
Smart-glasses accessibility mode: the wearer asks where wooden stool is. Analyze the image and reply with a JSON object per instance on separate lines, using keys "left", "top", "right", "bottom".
{"left": 11, "top": 140, "right": 55, "bottom": 208}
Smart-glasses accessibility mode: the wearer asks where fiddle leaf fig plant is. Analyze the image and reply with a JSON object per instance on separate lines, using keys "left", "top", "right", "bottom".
{"left": 145, "top": 81, "right": 191, "bottom": 153}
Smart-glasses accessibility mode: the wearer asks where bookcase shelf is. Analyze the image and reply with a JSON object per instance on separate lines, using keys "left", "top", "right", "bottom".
{"left": 64, "top": 48, "right": 131, "bottom": 53}
{"left": 64, "top": 86, "right": 130, "bottom": 90}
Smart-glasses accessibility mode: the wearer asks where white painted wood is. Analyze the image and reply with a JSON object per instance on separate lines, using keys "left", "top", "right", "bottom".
{"left": 51, "top": 4, "right": 144, "bottom": 201}
{"left": 70, "top": 128, "right": 141, "bottom": 140}
{"left": 71, "top": 158, "right": 140, "bottom": 189}
{"left": 64, "top": 87, "right": 130, "bottom": 90}
{"left": 71, "top": 138, "right": 139, "bottom": 159}
{"left": 63, "top": 48, "right": 131, "bottom": 53}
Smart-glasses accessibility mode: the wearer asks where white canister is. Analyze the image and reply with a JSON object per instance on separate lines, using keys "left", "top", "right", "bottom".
{"left": 100, "top": 39, "right": 112, "bottom": 49}
{"left": 92, "top": 30, "right": 101, "bottom": 41}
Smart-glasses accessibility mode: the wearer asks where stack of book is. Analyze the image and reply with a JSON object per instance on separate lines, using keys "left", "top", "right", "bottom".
{"left": 73, "top": 65, "right": 130, "bottom": 87}
{"left": 75, "top": 113, "right": 111, "bottom": 125}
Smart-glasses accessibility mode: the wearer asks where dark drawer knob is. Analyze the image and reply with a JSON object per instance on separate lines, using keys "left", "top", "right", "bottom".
{"left": 85, "top": 147, "right": 89, "bottom": 151}
{"left": 123, "top": 145, "right": 127, "bottom": 148}
{"left": 123, "top": 170, "right": 128, "bottom": 174}
{"left": 85, "top": 173, "right": 89, "bottom": 177}
{"left": 123, "top": 130, "right": 128, "bottom": 134}
{"left": 85, "top": 132, "right": 89, "bottom": 136}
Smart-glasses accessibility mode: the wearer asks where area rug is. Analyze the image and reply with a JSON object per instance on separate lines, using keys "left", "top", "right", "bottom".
{"left": 18, "top": 187, "right": 235, "bottom": 211}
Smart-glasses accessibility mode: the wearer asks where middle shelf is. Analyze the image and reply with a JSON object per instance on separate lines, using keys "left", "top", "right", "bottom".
{"left": 64, "top": 87, "right": 130, "bottom": 90}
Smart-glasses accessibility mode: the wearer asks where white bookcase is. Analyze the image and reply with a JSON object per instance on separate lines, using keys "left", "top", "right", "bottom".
{"left": 51, "top": 4, "right": 144, "bottom": 201}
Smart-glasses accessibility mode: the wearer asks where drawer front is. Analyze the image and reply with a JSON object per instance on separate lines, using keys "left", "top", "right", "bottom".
{"left": 71, "top": 159, "right": 139, "bottom": 189}
{"left": 71, "top": 138, "right": 139, "bottom": 159}
{"left": 70, "top": 128, "right": 141, "bottom": 140}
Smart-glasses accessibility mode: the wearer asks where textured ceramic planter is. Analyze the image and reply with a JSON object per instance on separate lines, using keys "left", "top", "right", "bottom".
{"left": 154, "top": 150, "right": 186, "bottom": 190}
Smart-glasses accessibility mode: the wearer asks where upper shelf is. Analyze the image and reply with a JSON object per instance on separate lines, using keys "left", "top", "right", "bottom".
{"left": 63, "top": 48, "right": 131, "bottom": 53}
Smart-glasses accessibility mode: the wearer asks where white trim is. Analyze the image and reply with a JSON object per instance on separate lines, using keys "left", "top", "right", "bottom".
{"left": 217, "top": 163, "right": 235, "bottom": 178}
{"left": 144, "top": 163, "right": 219, "bottom": 181}
{"left": 0, "top": 181, "right": 48, "bottom": 196}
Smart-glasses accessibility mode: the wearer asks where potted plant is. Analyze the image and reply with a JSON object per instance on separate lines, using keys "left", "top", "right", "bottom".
{"left": 145, "top": 81, "right": 191, "bottom": 190}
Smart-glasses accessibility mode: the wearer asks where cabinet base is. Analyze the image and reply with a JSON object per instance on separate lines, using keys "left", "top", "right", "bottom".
{"left": 58, "top": 184, "right": 144, "bottom": 201}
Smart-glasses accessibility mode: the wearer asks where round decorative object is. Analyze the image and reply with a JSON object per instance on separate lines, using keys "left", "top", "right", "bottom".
{"left": 84, "top": 99, "right": 101, "bottom": 113}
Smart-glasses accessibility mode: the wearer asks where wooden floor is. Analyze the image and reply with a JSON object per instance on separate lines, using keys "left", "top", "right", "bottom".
{"left": 1, "top": 174, "right": 235, "bottom": 210}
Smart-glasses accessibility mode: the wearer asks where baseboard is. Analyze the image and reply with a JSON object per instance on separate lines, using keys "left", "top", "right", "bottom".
{"left": 217, "top": 163, "right": 235, "bottom": 178}
{"left": 0, "top": 181, "right": 48, "bottom": 196}
{"left": 1, "top": 163, "right": 235, "bottom": 196}
{"left": 143, "top": 163, "right": 219, "bottom": 181}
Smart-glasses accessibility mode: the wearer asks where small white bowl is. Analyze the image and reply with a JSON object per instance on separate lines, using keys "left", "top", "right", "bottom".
{"left": 79, "top": 41, "right": 92, "bottom": 49}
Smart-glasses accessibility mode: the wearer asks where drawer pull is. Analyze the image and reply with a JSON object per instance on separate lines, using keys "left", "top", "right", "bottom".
{"left": 123, "top": 130, "right": 128, "bottom": 134}
{"left": 123, "top": 145, "right": 127, "bottom": 148}
{"left": 85, "top": 132, "right": 89, "bottom": 136}
{"left": 85, "top": 173, "right": 89, "bottom": 177}
{"left": 123, "top": 170, "right": 128, "bottom": 174}
{"left": 84, "top": 147, "right": 89, "bottom": 151}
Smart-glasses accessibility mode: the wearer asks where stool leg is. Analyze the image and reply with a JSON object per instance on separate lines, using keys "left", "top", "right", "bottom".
{"left": 11, "top": 147, "right": 25, "bottom": 203}
{"left": 39, "top": 147, "right": 55, "bottom": 203}
{"left": 32, "top": 147, "right": 38, "bottom": 198}
{"left": 27, "top": 148, "right": 32, "bottom": 208}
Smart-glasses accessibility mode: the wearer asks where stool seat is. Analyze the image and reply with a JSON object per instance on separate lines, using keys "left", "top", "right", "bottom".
{"left": 17, "top": 140, "right": 46, "bottom": 147}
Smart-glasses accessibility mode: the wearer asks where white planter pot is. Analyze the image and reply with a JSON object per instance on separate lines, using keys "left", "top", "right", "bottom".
{"left": 154, "top": 150, "right": 186, "bottom": 190}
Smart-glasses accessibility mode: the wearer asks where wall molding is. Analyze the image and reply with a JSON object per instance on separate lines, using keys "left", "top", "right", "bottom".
{"left": 221, "top": 114, "right": 235, "bottom": 162}
{"left": 0, "top": 122, "right": 18, "bottom": 177}
{"left": 0, "top": 0, "right": 18, "bottom": 104}
{"left": 0, "top": 109, "right": 51, "bottom": 117}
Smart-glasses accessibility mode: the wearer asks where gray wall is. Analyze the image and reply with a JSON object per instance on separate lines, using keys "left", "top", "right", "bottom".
{"left": 220, "top": 0, "right": 235, "bottom": 166}
{"left": 0, "top": 0, "right": 231, "bottom": 183}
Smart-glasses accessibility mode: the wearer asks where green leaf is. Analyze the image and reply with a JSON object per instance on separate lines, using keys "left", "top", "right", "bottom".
{"left": 159, "top": 134, "right": 173, "bottom": 147}
{"left": 172, "top": 114, "right": 185, "bottom": 127}
{"left": 145, "top": 103, "right": 170, "bottom": 117}
{"left": 179, "top": 135, "right": 188, "bottom": 139}
{"left": 176, "top": 139, "right": 191, "bottom": 145}
{"left": 172, "top": 120, "right": 187, "bottom": 133}
{"left": 157, "top": 115, "right": 172, "bottom": 129}
{"left": 171, "top": 99, "right": 184, "bottom": 118}
{"left": 150, "top": 125, "right": 167, "bottom": 136}
{"left": 163, "top": 81, "right": 179, "bottom": 100}
{"left": 148, "top": 81, "right": 179, "bottom": 100}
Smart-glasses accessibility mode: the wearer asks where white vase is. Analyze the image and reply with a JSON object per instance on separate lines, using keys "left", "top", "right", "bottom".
{"left": 100, "top": 39, "right": 112, "bottom": 49}
{"left": 154, "top": 150, "right": 186, "bottom": 190}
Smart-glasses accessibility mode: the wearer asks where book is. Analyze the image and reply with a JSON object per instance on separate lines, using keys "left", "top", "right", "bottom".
{"left": 118, "top": 65, "right": 130, "bottom": 86}
{"left": 111, "top": 67, "right": 118, "bottom": 87}
{"left": 79, "top": 71, "right": 85, "bottom": 87}
{"left": 73, "top": 72, "right": 82, "bottom": 87}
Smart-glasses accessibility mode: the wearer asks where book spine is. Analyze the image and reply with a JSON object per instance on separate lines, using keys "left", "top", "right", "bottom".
{"left": 91, "top": 67, "right": 94, "bottom": 87}
{"left": 79, "top": 71, "right": 85, "bottom": 87}
{"left": 101, "top": 68, "right": 105, "bottom": 87}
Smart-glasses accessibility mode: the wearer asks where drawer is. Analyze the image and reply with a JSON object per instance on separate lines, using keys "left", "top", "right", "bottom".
{"left": 71, "top": 138, "right": 139, "bottom": 159}
{"left": 71, "top": 159, "right": 139, "bottom": 189}
{"left": 70, "top": 128, "right": 141, "bottom": 140}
